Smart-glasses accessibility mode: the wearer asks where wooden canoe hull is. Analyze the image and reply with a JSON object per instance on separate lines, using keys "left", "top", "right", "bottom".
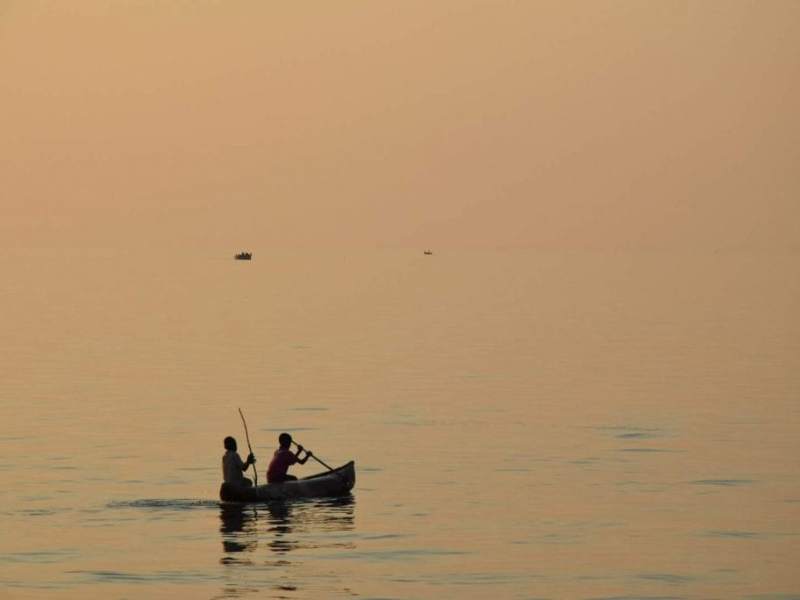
{"left": 219, "top": 461, "right": 355, "bottom": 502}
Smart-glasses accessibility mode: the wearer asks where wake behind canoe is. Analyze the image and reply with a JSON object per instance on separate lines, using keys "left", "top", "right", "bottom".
{"left": 219, "top": 461, "right": 355, "bottom": 502}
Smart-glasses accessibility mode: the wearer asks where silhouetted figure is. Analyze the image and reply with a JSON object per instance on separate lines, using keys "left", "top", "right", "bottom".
{"left": 222, "top": 436, "right": 256, "bottom": 487}
{"left": 267, "top": 433, "right": 312, "bottom": 483}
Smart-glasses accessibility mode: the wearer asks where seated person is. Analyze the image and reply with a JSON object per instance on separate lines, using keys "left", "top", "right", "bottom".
{"left": 267, "top": 433, "right": 312, "bottom": 483}
{"left": 222, "top": 436, "right": 256, "bottom": 487}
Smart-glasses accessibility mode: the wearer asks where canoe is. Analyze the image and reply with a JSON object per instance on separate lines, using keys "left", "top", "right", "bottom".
{"left": 219, "top": 461, "right": 355, "bottom": 502}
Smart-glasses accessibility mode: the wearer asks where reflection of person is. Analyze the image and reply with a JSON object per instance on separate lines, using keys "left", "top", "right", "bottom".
{"left": 222, "top": 436, "right": 256, "bottom": 487}
{"left": 267, "top": 433, "right": 312, "bottom": 483}
{"left": 219, "top": 504, "right": 258, "bottom": 555}
{"left": 266, "top": 501, "right": 295, "bottom": 554}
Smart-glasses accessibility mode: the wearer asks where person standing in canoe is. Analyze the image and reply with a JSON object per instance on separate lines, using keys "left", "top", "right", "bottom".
{"left": 267, "top": 433, "right": 312, "bottom": 483}
{"left": 222, "top": 436, "right": 256, "bottom": 487}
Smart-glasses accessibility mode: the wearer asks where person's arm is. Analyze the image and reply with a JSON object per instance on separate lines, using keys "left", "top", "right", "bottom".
{"left": 240, "top": 453, "right": 256, "bottom": 471}
{"left": 295, "top": 446, "right": 312, "bottom": 465}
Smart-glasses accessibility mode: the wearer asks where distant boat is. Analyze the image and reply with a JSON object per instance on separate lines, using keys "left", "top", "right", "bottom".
{"left": 234, "top": 252, "right": 252, "bottom": 260}
{"left": 424, "top": 250, "right": 433, "bottom": 255}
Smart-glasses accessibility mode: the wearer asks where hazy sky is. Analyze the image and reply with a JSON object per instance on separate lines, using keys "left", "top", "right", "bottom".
{"left": 2, "top": 1, "right": 798, "bottom": 250}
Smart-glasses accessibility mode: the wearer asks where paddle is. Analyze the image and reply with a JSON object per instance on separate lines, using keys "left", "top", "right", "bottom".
{"left": 291, "top": 439, "right": 350, "bottom": 487}
{"left": 292, "top": 440, "right": 335, "bottom": 472}
{"left": 238, "top": 408, "right": 258, "bottom": 486}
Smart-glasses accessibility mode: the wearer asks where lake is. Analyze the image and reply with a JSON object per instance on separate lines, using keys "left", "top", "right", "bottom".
{"left": 1, "top": 248, "right": 798, "bottom": 599}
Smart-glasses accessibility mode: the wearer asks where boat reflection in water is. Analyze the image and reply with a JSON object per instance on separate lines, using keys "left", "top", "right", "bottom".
{"left": 263, "top": 495, "right": 355, "bottom": 554}
{"left": 215, "top": 495, "right": 355, "bottom": 598}
{"left": 219, "top": 495, "right": 355, "bottom": 565}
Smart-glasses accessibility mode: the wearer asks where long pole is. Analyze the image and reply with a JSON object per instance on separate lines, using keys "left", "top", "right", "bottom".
{"left": 238, "top": 408, "right": 258, "bottom": 486}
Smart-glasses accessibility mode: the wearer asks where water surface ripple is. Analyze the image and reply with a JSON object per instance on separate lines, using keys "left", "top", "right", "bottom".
{"left": 1, "top": 250, "right": 798, "bottom": 598}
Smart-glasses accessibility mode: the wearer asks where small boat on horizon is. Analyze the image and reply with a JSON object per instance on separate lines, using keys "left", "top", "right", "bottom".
{"left": 219, "top": 461, "right": 355, "bottom": 502}
{"left": 234, "top": 252, "right": 252, "bottom": 260}
{"left": 424, "top": 250, "right": 433, "bottom": 255}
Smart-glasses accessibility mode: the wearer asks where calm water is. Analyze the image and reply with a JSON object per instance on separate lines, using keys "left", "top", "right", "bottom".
{"left": 1, "top": 248, "right": 798, "bottom": 599}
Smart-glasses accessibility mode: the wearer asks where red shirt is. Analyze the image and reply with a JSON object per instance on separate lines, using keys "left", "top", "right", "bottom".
{"left": 267, "top": 448, "right": 297, "bottom": 482}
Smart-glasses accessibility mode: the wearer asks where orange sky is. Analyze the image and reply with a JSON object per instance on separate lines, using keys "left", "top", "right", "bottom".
{"left": 1, "top": 1, "right": 798, "bottom": 250}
